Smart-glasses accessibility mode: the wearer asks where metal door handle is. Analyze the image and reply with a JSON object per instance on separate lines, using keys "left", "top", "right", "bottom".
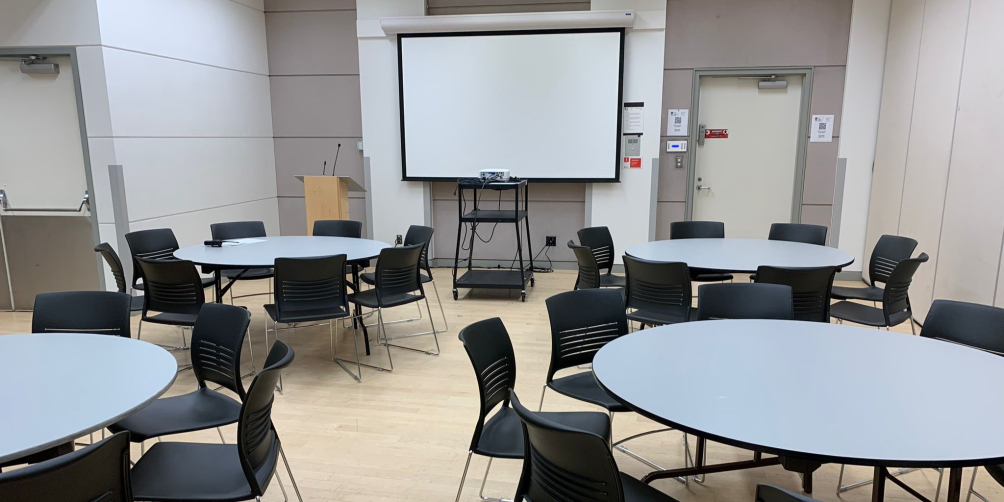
{"left": 696, "top": 185, "right": 711, "bottom": 191}
{"left": 0, "top": 189, "right": 90, "bottom": 212}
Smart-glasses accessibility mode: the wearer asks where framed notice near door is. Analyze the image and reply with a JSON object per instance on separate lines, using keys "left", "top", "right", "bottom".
{"left": 685, "top": 69, "right": 812, "bottom": 238}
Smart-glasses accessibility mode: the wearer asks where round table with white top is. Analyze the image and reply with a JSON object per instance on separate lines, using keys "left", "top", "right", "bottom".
{"left": 625, "top": 238, "right": 855, "bottom": 273}
{"left": 175, "top": 235, "right": 391, "bottom": 352}
{"left": 0, "top": 334, "right": 177, "bottom": 464}
{"left": 592, "top": 320, "right": 1004, "bottom": 500}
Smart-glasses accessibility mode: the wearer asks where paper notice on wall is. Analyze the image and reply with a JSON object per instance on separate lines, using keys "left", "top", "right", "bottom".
{"left": 668, "top": 109, "right": 689, "bottom": 135}
{"left": 623, "top": 102, "right": 645, "bottom": 135}
{"left": 810, "top": 115, "right": 834, "bottom": 143}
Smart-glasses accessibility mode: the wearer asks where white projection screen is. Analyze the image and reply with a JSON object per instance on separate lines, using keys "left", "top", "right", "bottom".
{"left": 398, "top": 29, "right": 625, "bottom": 181}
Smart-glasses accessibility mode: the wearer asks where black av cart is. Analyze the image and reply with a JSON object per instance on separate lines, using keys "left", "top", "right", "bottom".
{"left": 452, "top": 178, "right": 535, "bottom": 302}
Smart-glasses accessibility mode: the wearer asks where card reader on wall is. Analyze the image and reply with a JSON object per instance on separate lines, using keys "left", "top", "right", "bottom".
{"left": 479, "top": 169, "right": 510, "bottom": 182}
{"left": 666, "top": 140, "right": 687, "bottom": 153}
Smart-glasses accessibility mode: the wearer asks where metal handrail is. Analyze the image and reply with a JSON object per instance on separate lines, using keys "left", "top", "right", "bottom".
{"left": 0, "top": 189, "right": 89, "bottom": 213}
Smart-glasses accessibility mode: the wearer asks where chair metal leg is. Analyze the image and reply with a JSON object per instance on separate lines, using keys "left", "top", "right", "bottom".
{"left": 137, "top": 320, "right": 143, "bottom": 341}
{"left": 431, "top": 279, "right": 449, "bottom": 332}
{"left": 279, "top": 445, "right": 304, "bottom": 502}
{"left": 477, "top": 456, "right": 512, "bottom": 502}
{"left": 911, "top": 319, "right": 918, "bottom": 336}
{"left": 455, "top": 451, "right": 473, "bottom": 502}
{"left": 378, "top": 308, "right": 395, "bottom": 371}
{"left": 838, "top": 465, "right": 921, "bottom": 493}
{"left": 382, "top": 299, "right": 441, "bottom": 355}
{"left": 334, "top": 313, "right": 391, "bottom": 381}
{"left": 537, "top": 385, "right": 547, "bottom": 412}
{"left": 968, "top": 466, "right": 990, "bottom": 502}
{"left": 275, "top": 475, "right": 289, "bottom": 502}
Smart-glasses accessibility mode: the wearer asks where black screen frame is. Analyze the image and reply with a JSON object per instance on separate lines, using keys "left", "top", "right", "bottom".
{"left": 396, "top": 27, "right": 627, "bottom": 183}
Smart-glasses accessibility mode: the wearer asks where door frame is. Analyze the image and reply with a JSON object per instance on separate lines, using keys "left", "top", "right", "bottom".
{"left": 684, "top": 67, "right": 814, "bottom": 225}
{"left": 0, "top": 46, "right": 105, "bottom": 306}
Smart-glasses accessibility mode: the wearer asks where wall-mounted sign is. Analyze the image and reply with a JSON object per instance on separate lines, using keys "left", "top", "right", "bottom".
{"left": 668, "top": 109, "right": 689, "bottom": 135}
{"left": 810, "top": 115, "right": 834, "bottom": 142}
{"left": 623, "top": 102, "right": 645, "bottom": 135}
{"left": 705, "top": 128, "right": 728, "bottom": 139}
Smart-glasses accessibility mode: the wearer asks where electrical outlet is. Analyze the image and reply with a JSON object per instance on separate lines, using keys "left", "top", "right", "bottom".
{"left": 395, "top": 234, "right": 403, "bottom": 246}
{"left": 545, "top": 236, "right": 556, "bottom": 247}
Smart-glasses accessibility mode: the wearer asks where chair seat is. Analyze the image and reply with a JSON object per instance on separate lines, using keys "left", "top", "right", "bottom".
{"left": 599, "top": 273, "right": 626, "bottom": 288}
{"left": 548, "top": 371, "right": 630, "bottom": 413}
{"left": 692, "top": 272, "right": 734, "bottom": 282}
{"left": 474, "top": 406, "right": 611, "bottom": 459}
{"left": 349, "top": 289, "right": 423, "bottom": 309}
{"left": 263, "top": 304, "right": 350, "bottom": 324}
{"left": 829, "top": 301, "right": 886, "bottom": 326}
{"left": 130, "top": 295, "right": 144, "bottom": 312}
{"left": 627, "top": 306, "right": 692, "bottom": 327}
{"left": 142, "top": 311, "right": 200, "bottom": 327}
{"left": 107, "top": 388, "right": 240, "bottom": 442}
{"left": 832, "top": 284, "right": 884, "bottom": 302}
{"left": 221, "top": 267, "right": 273, "bottom": 281}
{"left": 130, "top": 442, "right": 275, "bottom": 502}
{"left": 622, "top": 472, "right": 681, "bottom": 502}
{"left": 360, "top": 272, "right": 432, "bottom": 285}
{"left": 984, "top": 464, "right": 1004, "bottom": 487}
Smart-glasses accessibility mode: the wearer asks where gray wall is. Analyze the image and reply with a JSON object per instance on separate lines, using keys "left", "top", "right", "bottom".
{"left": 265, "top": 0, "right": 368, "bottom": 236}
{"left": 657, "top": 0, "right": 852, "bottom": 241}
{"left": 427, "top": 0, "right": 588, "bottom": 15}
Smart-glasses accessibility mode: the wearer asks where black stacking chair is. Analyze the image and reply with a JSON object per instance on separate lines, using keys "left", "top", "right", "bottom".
{"left": 510, "top": 390, "right": 679, "bottom": 502}
{"left": 108, "top": 304, "right": 252, "bottom": 453}
{"left": 829, "top": 253, "right": 928, "bottom": 334}
{"left": 540, "top": 289, "right": 671, "bottom": 469}
{"left": 695, "top": 283, "right": 794, "bottom": 321}
{"left": 756, "top": 484, "right": 820, "bottom": 502}
{"left": 129, "top": 341, "right": 303, "bottom": 502}
{"left": 264, "top": 254, "right": 363, "bottom": 383}
{"left": 136, "top": 257, "right": 206, "bottom": 352}
{"left": 569, "top": 240, "right": 601, "bottom": 289}
{"left": 623, "top": 256, "right": 692, "bottom": 328}
{"left": 577, "top": 226, "right": 626, "bottom": 288}
{"left": 768, "top": 223, "right": 828, "bottom": 245}
{"left": 754, "top": 266, "right": 836, "bottom": 323}
{"left": 32, "top": 291, "right": 132, "bottom": 337}
{"left": 669, "top": 221, "right": 734, "bottom": 283}
{"left": 832, "top": 234, "right": 918, "bottom": 304}
{"left": 0, "top": 432, "right": 133, "bottom": 501}
{"left": 125, "top": 228, "right": 215, "bottom": 292}
{"left": 313, "top": 219, "right": 362, "bottom": 237}
{"left": 94, "top": 243, "right": 143, "bottom": 312}
{"left": 210, "top": 221, "right": 274, "bottom": 304}
{"left": 350, "top": 243, "right": 440, "bottom": 360}
{"left": 361, "top": 225, "right": 446, "bottom": 332}
{"left": 454, "top": 318, "right": 613, "bottom": 502}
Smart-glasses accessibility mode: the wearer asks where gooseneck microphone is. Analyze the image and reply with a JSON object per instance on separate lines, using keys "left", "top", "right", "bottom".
{"left": 330, "top": 143, "right": 342, "bottom": 176}
{"left": 321, "top": 160, "right": 327, "bottom": 176}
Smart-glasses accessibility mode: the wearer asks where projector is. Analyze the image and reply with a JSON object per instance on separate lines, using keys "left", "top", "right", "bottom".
{"left": 479, "top": 169, "right": 510, "bottom": 182}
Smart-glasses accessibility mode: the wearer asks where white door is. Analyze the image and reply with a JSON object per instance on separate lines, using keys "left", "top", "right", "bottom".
{"left": 691, "top": 75, "right": 804, "bottom": 239}
{"left": 0, "top": 56, "right": 99, "bottom": 310}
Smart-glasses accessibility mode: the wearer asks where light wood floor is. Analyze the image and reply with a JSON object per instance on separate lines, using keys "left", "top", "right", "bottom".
{"left": 0, "top": 270, "right": 996, "bottom": 502}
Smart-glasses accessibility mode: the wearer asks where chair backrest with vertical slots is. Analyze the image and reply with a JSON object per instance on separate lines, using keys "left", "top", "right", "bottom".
{"left": 237, "top": 340, "right": 293, "bottom": 498}
{"left": 136, "top": 257, "right": 205, "bottom": 317}
{"left": 670, "top": 221, "right": 725, "bottom": 239}
{"left": 210, "top": 221, "right": 267, "bottom": 241}
{"left": 458, "top": 317, "right": 518, "bottom": 452}
{"left": 569, "top": 240, "right": 601, "bottom": 290}
{"left": 125, "top": 228, "right": 181, "bottom": 289}
{"left": 191, "top": 303, "right": 252, "bottom": 399}
{"left": 577, "top": 226, "right": 616, "bottom": 273}
{"left": 623, "top": 256, "right": 692, "bottom": 316}
{"left": 374, "top": 244, "right": 425, "bottom": 299}
{"left": 312, "top": 220, "right": 362, "bottom": 238}
{"left": 767, "top": 223, "right": 828, "bottom": 246}
{"left": 544, "top": 289, "right": 628, "bottom": 382}
{"left": 0, "top": 432, "right": 134, "bottom": 502}
{"left": 696, "top": 283, "right": 794, "bottom": 321}
{"left": 868, "top": 235, "right": 918, "bottom": 286}
{"left": 881, "top": 253, "right": 927, "bottom": 327}
{"left": 754, "top": 266, "right": 836, "bottom": 323}
{"left": 273, "top": 255, "right": 348, "bottom": 320}
{"left": 94, "top": 243, "right": 129, "bottom": 293}
{"left": 32, "top": 291, "right": 132, "bottom": 338}
{"left": 510, "top": 391, "right": 621, "bottom": 502}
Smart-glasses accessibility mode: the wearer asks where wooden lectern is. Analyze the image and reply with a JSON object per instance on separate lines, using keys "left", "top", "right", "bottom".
{"left": 294, "top": 175, "right": 366, "bottom": 235}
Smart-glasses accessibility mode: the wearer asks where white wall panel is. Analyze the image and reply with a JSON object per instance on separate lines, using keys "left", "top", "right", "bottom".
{"left": 129, "top": 198, "right": 280, "bottom": 248}
{"left": 114, "top": 138, "right": 277, "bottom": 221}
{"left": 102, "top": 48, "right": 273, "bottom": 138}
{"left": 863, "top": 0, "right": 924, "bottom": 279}
{"left": 97, "top": 0, "right": 269, "bottom": 75}
{"left": 934, "top": 0, "right": 1004, "bottom": 308}
{"left": 895, "top": 0, "right": 969, "bottom": 319}
{"left": 0, "top": 0, "right": 101, "bottom": 47}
